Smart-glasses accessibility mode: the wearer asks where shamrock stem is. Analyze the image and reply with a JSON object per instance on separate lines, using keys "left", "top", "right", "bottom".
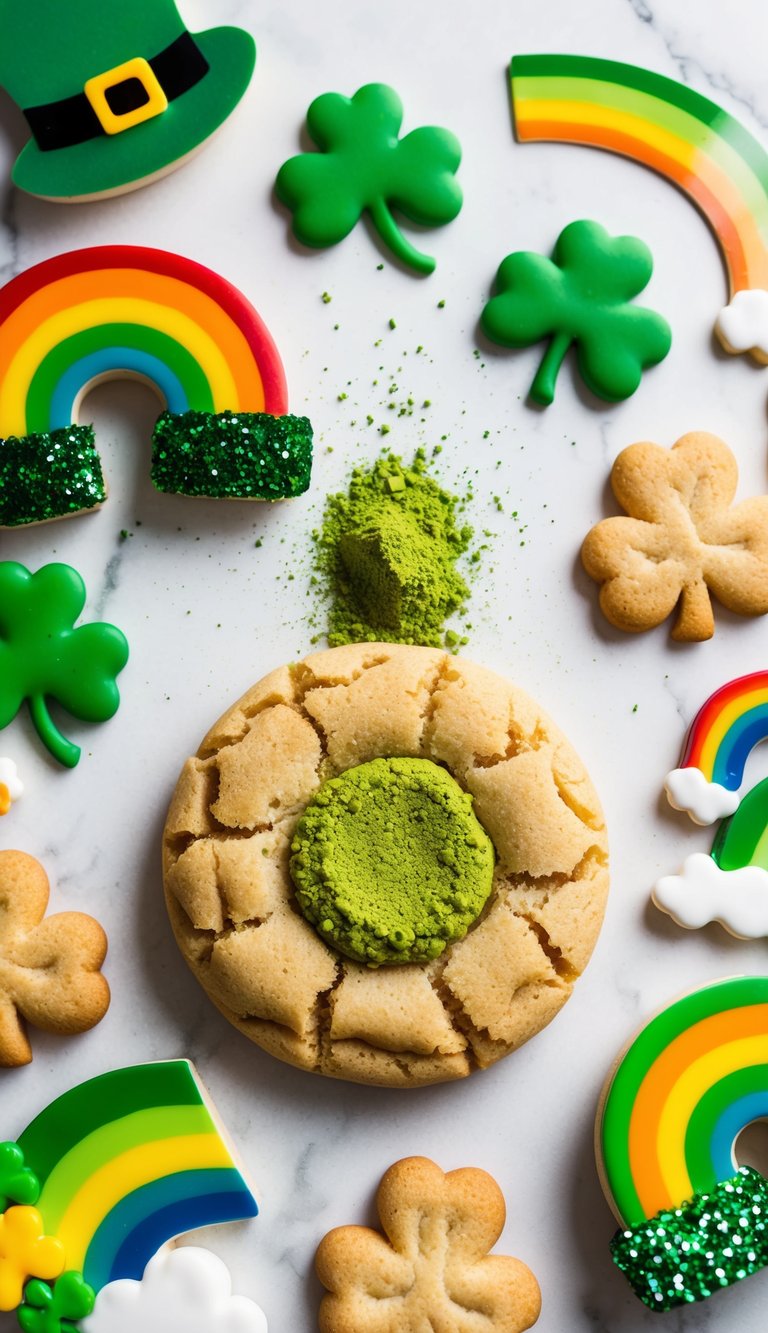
{"left": 530, "top": 330, "right": 573, "bottom": 406}
{"left": 673, "top": 579, "right": 715, "bottom": 642}
{"left": 28, "top": 695, "right": 81, "bottom": 768}
{"left": 369, "top": 198, "right": 436, "bottom": 275}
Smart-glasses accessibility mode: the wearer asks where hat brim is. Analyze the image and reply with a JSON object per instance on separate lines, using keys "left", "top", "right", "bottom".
{"left": 12, "top": 27, "right": 256, "bottom": 201}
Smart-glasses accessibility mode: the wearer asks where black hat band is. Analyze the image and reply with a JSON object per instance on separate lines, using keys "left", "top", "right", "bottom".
{"left": 23, "top": 32, "right": 210, "bottom": 152}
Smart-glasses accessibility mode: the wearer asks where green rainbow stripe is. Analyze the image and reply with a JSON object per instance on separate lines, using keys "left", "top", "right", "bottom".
{"left": 18, "top": 1062, "right": 201, "bottom": 1183}
{"left": 684, "top": 1064, "right": 768, "bottom": 1184}
{"left": 35, "top": 1106, "right": 213, "bottom": 1233}
{"left": 26, "top": 324, "right": 215, "bottom": 434}
{"left": 712, "top": 776, "right": 768, "bottom": 871}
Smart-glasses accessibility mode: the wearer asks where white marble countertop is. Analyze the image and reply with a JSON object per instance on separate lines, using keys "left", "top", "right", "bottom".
{"left": 2, "top": 0, "right": 768, "bottom": 1329}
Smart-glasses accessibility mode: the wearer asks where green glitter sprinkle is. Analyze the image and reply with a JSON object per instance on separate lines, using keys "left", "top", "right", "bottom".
{"left": 314, "top": 449, "right": 472, "bottom": 648}
{"left": 290, "top": 757, "right": 495, "bottom": 965}
{"left": 611, "top": 1167, "right": 768, "bottom": 1312}
{"left": 0, "top": 425, "right": 105, "bottom": 527}
{"left": 151, "top": 410, "right": 313, "bottom": 500}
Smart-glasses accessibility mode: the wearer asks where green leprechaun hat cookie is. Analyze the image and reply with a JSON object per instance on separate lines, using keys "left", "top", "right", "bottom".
{"left": 0, "top": 0, "right": 256, "bottom": 201}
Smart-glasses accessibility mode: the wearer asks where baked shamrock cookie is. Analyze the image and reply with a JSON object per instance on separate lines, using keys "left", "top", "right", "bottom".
{"left": 163, "top": 644, "right": 608, "bottom": 1087}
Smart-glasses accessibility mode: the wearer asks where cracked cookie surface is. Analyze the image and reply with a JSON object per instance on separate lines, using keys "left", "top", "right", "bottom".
{"left": 162, "top": 644, "right": 609, "bottom": 1087}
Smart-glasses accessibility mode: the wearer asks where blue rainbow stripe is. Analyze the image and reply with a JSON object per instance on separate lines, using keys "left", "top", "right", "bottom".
{"left": 84, "top": 1170, "right": 259, "bottom": 1289}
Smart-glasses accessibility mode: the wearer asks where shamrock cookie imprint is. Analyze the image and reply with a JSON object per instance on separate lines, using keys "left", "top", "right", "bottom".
{"left": 316, "top": 1157, "right": 540, "bottom": 1333}
{"left": 581, "top": 432, "right": 768, "bottom": 641}
{"left": 163, "top": 643, "right": 608, "bottom": 1087}
{"left": 0, "top": 851, "right": 109, "bottom": 1066}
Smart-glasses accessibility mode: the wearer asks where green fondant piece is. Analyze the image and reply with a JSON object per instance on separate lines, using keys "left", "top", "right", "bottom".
{"left": 290, "top": 757, "right": 494, "bottom": 965}
{"left": 712, "top": 775, "right": 768, "bottom": 872}
{"left": 611, "top": 1167, "right": 768, "bottom": 1311}
{"left": 150, "top": 409, "right": 313, "bottom": 500}
{"left": 0, "top": 562, "right": 129, "bottom": 769}
{"left": 0, "top": 1143, "right": 40, "bottom": 1213}
{"left": 0, "top": 426, "right": 106, "bottom": 528}
{"left": 481, "top": 219, "right": 671, "bottom": 405}
{"left": 18, "top": 1272, "right": 96, "bottom": 1333}
{"left": 0, "top": 1, "right": 255, "bottom": 201}
{"left": 276, "top": 83, "right": 462, "bottom": 274}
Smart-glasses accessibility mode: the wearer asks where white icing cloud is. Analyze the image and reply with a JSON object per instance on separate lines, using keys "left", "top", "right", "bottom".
{"left": 0, "top": 758, "right": 23, "bottom": 805}
{"left": 664, "top": 767, "right": 740, "bottom": 825}
{"left": 82, "top": 1247, "right": 268, "bottom": 1333}
{"left": 653, "top": 852, "right": 768, "bottom": 939}
{"left": 716, "top": 289, "right": 768, "bottom": 357}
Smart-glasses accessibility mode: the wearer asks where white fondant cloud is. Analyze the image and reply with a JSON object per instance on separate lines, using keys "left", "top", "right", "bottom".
{"left": 82, "top": 1247, "right": 268, "bottom": 1333}
{"left": 716, "top": 289, "right": 768, "bottom": 357}
{"left": 0, "top": 758, "right": 23, "bottom": 804}
{"left": 653, "top": 852, "right": 768, "bottom": 939}
{"left": 664, "top": 767, "right": 740, "bottom": 825}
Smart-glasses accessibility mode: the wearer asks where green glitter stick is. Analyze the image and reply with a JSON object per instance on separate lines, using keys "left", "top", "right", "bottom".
{"left": 151, "top": 410, "right": 313, "bottom": 500}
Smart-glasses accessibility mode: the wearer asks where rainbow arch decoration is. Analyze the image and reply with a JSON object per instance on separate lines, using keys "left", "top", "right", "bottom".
{"left": 13, "top": 1060, "right": 258, "bottom": 1295}
{"left": 665, "top": 671, "right": 768, "bottom": 824}
{"left": 0, "top": 246, "right": 313, "bottom": 527}
{"left": 598, "top": 978, "right": 768, "bottom": 1310}
{"left": 510, "top": 55, "right": 768, "bottom": 362}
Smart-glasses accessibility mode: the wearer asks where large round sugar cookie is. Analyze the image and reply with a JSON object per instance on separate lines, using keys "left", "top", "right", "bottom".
{"left": 162, "top": 644, "right": 609, "bottom": 1087}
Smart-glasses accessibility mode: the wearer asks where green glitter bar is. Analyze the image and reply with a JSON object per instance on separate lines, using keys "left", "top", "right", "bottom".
{"left": 0, "top": 425, "right": 106, "bottom": 527}
{"left": 611, "top": 1166, "right": 768, "bottom": 1312}
{"left": 151, "top": 410, "right": 313, "bottom": 501}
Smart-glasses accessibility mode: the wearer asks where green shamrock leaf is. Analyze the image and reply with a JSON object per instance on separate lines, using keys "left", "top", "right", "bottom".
{"left": 481, "top": 219, "right": 672, "bottom": 405}
{"left": 0, "top": 1143, "right": 39, "bottom": 1213}
{"left": 0, "top": 563, "right": 129, "bottom": 769}
{"left": 276, "top": 83, "right": 462, "bottom": 274}
{"left": 18, "top": 1272, "right": 96, "bottom": 1333}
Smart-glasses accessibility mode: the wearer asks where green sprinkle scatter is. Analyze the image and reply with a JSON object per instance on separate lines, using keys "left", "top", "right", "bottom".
{"left": 377, "top": 263, "right": 384, "bottom": 270}
{"left": 632, "top": 703, "right": 638, "bottom": 713}
{"left": 380, "top": 424, "right": 390, "bottom": 436}
{"left": 151, "top": 410, "right": 313, "bottom": 500}
{"left": 314, "top": 448, "right": 473, "bottom": 649}
{"left": 322, "top": 291, "right": 332, "bottom": 303}
{"left": 290, "top": 757, "right": 494, "bottom": 966}
{"left": 437, "top": 299, "right": 446, "bottom": 308}
{"left": 389, "top": 318, "right": 397, "bottom": 330}
{"left": 611, "top": 1168, "right": 768, "bottom": 1311}
{"left": 0, "top": 425, "right": 106, "bottom": 527}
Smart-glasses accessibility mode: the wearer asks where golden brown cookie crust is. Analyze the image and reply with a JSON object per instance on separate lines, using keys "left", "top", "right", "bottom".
{"left": 163, "top": 644, "right": 609, "bottom": 1087}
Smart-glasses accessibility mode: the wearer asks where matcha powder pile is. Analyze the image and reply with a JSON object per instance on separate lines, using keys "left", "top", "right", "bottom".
{"left": 313, "top": 450, "right": 473, "bottom": 649}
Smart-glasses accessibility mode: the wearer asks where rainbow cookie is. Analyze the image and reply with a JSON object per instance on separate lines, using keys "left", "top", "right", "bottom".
{"left": 0, "top": 246, "right": 313, "bottom": 527}
{"left": 665, "top": 672, "right": 768, "bottom": 824}
{"left": 597, "top": 978, "right": 768, "bottom": 1310}
{"left": 655, "top": 777, "right": 768, "bottom": 938}
{"left": 0, "top": 1, "right": 255, "bottom": 203}
{"left": 4, "top": 1061, "right": 258, "bottom": 1307}
{"left": 510, "top": 55, "right": 768, "bottom": 361}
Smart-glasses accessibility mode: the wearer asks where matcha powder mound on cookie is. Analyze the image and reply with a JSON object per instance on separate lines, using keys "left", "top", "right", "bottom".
{"left": 290, "top": 757, "right": 495, "bottom": 966}
{"left": 314, "top": 450, "right": 473, "bottom": 648}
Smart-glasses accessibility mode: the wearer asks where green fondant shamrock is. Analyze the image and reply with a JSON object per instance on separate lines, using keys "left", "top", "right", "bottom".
{"left": 276, "top": 83, "right": 462, "bottom": 274}
{"left": 0, "top": 563, "right": 129, "bottom": 769}
{"left": 0, "top": 1143, "right": 39, "bottom": 1213}
{"left": 481, "top": 219, "right": 671, "bottom": 405}
{"left": 18, "top": 1272, "right": 96, "bottom": 1333}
